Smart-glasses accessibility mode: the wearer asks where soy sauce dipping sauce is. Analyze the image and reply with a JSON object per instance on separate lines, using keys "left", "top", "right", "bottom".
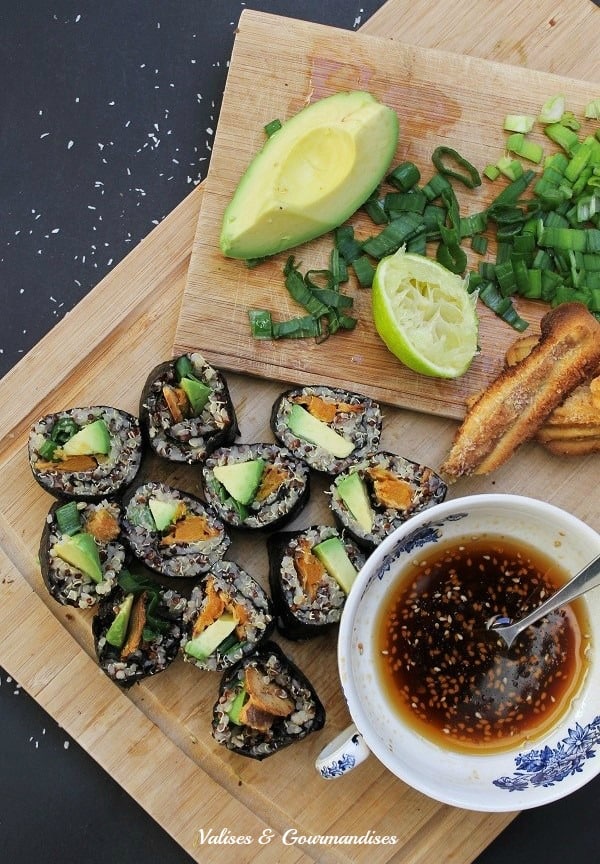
{"left": 376, "top": 536, "right": 590, "bottom": 753}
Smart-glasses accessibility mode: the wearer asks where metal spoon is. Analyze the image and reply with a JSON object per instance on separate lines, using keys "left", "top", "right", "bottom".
{"left": 486, "top": 552, "right": 600, "bottom": 649}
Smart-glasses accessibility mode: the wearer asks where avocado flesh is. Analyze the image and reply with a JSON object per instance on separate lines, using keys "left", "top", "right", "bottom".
{"left": 62, "top": 419, "right": 110, "bottom": 456}
{"left": 220, "top": 91, "right": 399, "bottom": 259}
{"left": 105, "top": 593, "right": 135, "bottom": 648}
{"left": 184, "top": 613, "right": 238, "bottom": 661}
{"left": 336, "top": 472, "right": 374, "bottom": 533}
{"left": 180, "top": 376, "right": 211, "bottom": 414}
{"left": 213, "top": 459, "right": 265, "bottom": 505}
{"left": 313, "top": 537, "right": 358, "bottom": 595}
{"left": 227, "top": 687, "right": 248, "bottom": 725}
{"left": 52, "top": 532, "right": 103, "bottom": 583}
{"left": 148, "top": 498, "right": 181, "bottom": 531}
{"left": 287, "top": 404, "right": 354, "bottom": 458}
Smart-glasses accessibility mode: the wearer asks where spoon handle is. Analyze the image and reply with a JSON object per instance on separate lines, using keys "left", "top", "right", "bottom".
{"left": 500, "top": 553, "right": 600, "bottom": 644}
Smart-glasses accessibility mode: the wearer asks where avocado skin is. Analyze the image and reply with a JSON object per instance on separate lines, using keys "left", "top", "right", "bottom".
{"left": 220, "top": 90, "right": 399, "bottom": 259}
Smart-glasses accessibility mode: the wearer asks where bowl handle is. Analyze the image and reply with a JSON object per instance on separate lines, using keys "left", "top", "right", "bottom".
{"left": 315, "top": 723, "right": 371, "bottom": 779}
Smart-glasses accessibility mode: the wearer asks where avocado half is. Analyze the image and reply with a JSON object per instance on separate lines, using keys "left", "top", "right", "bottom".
{"left": 220, "top": 90, "right": 399, "bottom": 260}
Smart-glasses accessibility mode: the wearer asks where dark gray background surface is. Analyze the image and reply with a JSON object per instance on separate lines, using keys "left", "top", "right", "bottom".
{"left": 2, "top": 2, "right": 599, "bottom": 862}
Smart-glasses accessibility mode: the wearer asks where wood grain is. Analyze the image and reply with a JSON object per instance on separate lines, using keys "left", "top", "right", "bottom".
{"left": 1, "top": 3, "right": 599, "bottom": 863}
{"left": 174, "top": 8, "right": 599, "bottom": 418}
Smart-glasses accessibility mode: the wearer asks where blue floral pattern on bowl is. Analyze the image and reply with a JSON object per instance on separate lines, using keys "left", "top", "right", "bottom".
{"left": 318, "top": 750, "right": 357, "bottom": 779}
{"left": 493, "top": 716, "right": 600, "bottom": 791}
{"left": 365, "top": 512, "right": 469, "bottom": 592}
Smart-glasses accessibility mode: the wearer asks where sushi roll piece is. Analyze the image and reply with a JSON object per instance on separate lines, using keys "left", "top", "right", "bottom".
{"left": 39, "top": 498, "right": 127, "bottom": 608}
{"left": 181, "top": 560, "right": 274, "bottom": 672}
{"left": 212, "top": 641, "right": 325, "bottom": 760}
{"left": 267, "top": 525, "right": 366, "bottom": 640}
{"left": 121, "top": 481, "right": 230, "bottom": 579}
{"left": 270, "top": 385, "right": 383, "bottom": 475}
{"left": 139, "top": 352, "right": 239, "bottom": 464}
{"left": 329, "top": 450, "right": 448, "bottom": 549}
{"left": 28, "top": 405, "right": 143, "bottom": 501}
{"left": 201, "top": 442, "right": 310, "bottom": 531}
{"left": 93, "top": 568, "right": 186, "bottom": 688}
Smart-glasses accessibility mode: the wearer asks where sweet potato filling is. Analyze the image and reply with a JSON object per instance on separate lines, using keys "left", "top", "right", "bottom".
{"left": 295, "top": 394, "right": 362, "bottom": 423}
{"left": 293, "top": 537, "right": 326, "bottom": 600}
{"left": 36, "top": 455, "right": 98, "bottom": 472}
{"left": 368, "top": 467, "right": 414, "bottom": 510}
{"left": 161, "top": 514, "right": 220, "bottom": 545}
{"left": 255, "top": 464, "right": 286, "bottom": 501}
{"left": 192, "top": 578, "right": 250, "bottom": 640}
{"left": 85, "top": 508, "right": 120, "bottom": 542}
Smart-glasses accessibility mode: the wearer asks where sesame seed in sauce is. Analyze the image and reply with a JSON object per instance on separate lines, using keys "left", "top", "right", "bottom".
{"left": 376, "top": 536, "right": 589, "bottom": 753}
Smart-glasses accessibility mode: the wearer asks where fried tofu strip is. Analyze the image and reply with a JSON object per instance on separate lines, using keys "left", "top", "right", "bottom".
{"left": 440, "top": 303, "right": 600, "bottom": 481}
{"left": 506, "top": 331, "right": 600, "bottom": 456}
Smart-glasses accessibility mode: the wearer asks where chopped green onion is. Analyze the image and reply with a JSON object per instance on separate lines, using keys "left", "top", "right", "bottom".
{"left": 362, "top": 191, "right": 389, "bottom": 225}
{"left": 436, "top": 241, "right": 467, "bottom": 274}
{"left": 387, "top": 161, "right": 420, "bottom": 191}
{"left": 538, "top": 94, "right": 566, "bottom": 124}
{"left": 506, "top": 133, "right": 544, "bottom": 164}
{"left": 361, "top": 213, "right": 424, "bottom": 258}
{"left": 585, "top": 99, "right": 600, "bottom": 120}
{"left": 544, "top": 122, "right": 580, "bottom": 155}
{"left": 431, "top": 146, "right": 482, "bottom": 188}
{"left": 351, "top": 255, "right": 376, "bottom": 287}
{"left": 504, "top": 114, "right": 535, "bottom": 133}
{"left": 334, "top": 226, "right": 362, "bottom": 263}
{"left": 329, "top": 247, "right": 348, "bottom": 284}
{"left": 38, "top": 439, "right": 58, "bottom": 460}
{"left": 55, "top": 501, "right": 82, "bottom": 536}
{"left": 264, "top": 118, "right": 282, "bottom": 137}
{"left": 384, "top": 190, "right": 427, "bottom": 215}
{"left": 483, "top": 164, "right": 501, "bottom": 181}
{"left": 496, "top": 156, "right": 524, "bottom": 181}
{"left": 421, "top": 172, "right": 453, "bottom": 202}
{"left": 248, "top": 309, "right": 274, "bottom": 339}
{"left": 274, "top": 315, "right": 322, "bottom": 339}
{"left": 471, "top": 234, "right": 489, "bottom": 255}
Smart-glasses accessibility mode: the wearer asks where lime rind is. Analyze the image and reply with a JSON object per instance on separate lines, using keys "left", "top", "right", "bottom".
{"left": 372, "top": 249, "right": 479, "bottom": 379}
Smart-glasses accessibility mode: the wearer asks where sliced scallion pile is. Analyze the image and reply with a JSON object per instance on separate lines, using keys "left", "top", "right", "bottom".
{"left": 247, "top": 94, "right": 600, "bottom": 341}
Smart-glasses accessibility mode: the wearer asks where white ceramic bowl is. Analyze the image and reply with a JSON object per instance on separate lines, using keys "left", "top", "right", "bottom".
{"left": 328, "top": 494, "right": 600, "bottom": 812}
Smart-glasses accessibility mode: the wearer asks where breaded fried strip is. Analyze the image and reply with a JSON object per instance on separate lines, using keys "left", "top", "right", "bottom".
{"left": 440, "top": 303, "right": 600, "bottom": 480}
{"left": 506, "top": 335, "right": 600, "bottom": 428}
{"left": 543, "top": 437, "right": 600, "bottom": 456}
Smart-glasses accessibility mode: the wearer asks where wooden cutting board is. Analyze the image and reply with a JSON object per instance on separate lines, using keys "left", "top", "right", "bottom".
{"left": 174, "top": 9, "right": 599, "bottom": 418}
{"left": 1, "top": 3, "right": 599, "bottom": 864}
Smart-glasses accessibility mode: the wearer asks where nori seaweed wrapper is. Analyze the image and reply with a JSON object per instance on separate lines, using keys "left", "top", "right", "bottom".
{"left": 267, "top": 525, "right": 365, "bottom": 640}
{"left": 139, "top": 353, "right": 239, "bottom": 464}
{"left": 212, "top": 641, "right": 325, "bottom": 759}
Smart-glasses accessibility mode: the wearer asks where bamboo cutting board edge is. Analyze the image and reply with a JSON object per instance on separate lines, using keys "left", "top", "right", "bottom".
{"left": 2, "top": 2, "right": 599, "bottom": 862}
